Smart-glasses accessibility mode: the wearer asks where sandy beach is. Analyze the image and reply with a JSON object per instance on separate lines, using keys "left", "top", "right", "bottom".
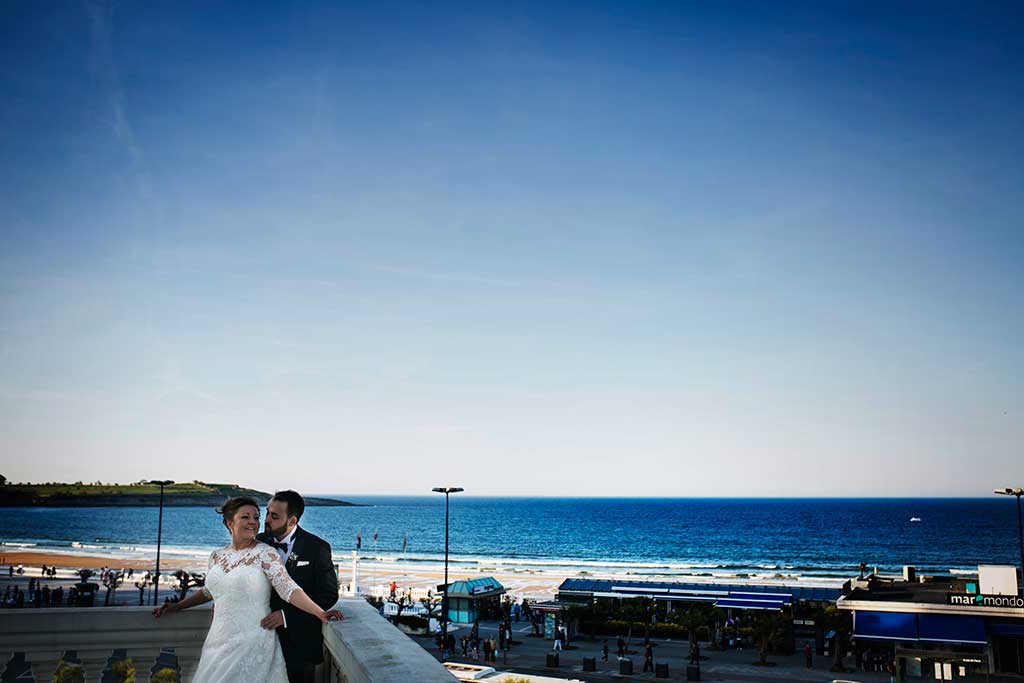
{"left": 0, "top": 550, "right": 563, "bottom": 600}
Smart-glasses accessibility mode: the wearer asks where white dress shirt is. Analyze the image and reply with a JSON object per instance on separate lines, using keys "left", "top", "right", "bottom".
{"left": 273, "top": 526, "right": 298, "bottom": 565}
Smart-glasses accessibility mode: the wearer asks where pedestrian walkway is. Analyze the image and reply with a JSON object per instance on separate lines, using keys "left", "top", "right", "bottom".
{"left": 421, "top": 619, "right": 893, "bottom": 683}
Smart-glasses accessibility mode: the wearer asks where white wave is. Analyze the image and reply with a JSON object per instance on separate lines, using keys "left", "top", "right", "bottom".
{"left": 1, "top": 542, "right": 37, "bottom": 548}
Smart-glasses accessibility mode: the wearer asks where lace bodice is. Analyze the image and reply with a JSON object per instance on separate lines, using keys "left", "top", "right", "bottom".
{"left": 205, "top": 542, "right": 299, "bottom": 604}
{"left": 191, "top": 543, "right": 297, "bottom": 682}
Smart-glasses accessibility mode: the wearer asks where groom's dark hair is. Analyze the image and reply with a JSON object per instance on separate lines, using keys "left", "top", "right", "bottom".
{"left": 271, "top": 489, "right": 305, "bottom": 522}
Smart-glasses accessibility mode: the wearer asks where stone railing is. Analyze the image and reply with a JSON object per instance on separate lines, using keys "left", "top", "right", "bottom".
{"left": 0, "top": 598, "right": 455, "bottom": 683}
{"left": 321, "top": 598, "right": 455, "bottom": 683}
{"left": 0, "top": 604, "right": 212, "bottom": 681}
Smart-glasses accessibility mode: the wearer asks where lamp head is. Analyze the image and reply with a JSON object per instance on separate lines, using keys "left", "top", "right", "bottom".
{"left": 994, "top": 488, "right": 1024, "bottom": 496}
{"left": 432, "top": 487, "right": 464, "bottom": 494}
{"left": 149, "top": 480, "right": 175, "bottom": 487}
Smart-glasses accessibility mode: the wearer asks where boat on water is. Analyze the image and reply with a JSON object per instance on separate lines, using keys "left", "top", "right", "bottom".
{"left": 910, "top": 517, "right": 922, "bottom": 522}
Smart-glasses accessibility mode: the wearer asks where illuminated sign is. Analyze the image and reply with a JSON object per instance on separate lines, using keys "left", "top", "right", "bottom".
{"left": 947, "top": 593, "right": 1024, "bottom": 608}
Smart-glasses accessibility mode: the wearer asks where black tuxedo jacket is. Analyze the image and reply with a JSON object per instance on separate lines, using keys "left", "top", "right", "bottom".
{"left": 257, "top": 526, "right": 339, "bottom": 667}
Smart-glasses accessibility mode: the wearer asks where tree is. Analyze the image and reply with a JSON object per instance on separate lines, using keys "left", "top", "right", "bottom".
{"left": 173, "top": 570, "right": 206, "bottom": 601}
{"left": 102, "top": 569, "right": 124, "bottom": 606}
{"left": 419, "top": 590, "right": 442, "bottom": 620}
{"left": 675, "top": 605, "right": 706, "bottom": 650}
{"left": 752, "top": 610, "right": 788, "bottom": 666}
{"left": 0, "top": 474, "right": 6, "bottom": 485}
{"left": 620, "top": 596, "right": 658, "bottom": 647}
{"left": 818, "top": 605, "right": 853, "bottom": 672}
{"left": 386, "top": 587, "right": 415, "bottom": 620}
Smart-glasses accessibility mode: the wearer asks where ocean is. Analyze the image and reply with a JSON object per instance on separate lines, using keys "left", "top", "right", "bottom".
{"left": 1, "top": 497, "right": 1017, "bottom": 586}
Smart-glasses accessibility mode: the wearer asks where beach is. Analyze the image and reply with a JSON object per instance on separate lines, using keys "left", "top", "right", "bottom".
{"left": 0, "top": 550, "right": 565, "bottom": 600}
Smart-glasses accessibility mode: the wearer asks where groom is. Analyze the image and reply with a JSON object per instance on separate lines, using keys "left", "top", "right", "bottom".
{"left": 258, "top": 490, "right": 340, "bottom": 683}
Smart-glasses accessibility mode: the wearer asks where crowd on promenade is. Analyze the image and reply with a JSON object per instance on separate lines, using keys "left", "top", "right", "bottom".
{"left": 1, "top": 563, "right": 167, "bottom": 609}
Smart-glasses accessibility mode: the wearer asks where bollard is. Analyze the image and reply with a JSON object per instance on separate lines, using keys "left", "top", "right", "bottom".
{"left": 582, "top": 657, "right": 596, "bottom": 672}
{"left": 546, "top": 653, "right": 559, "bottom": 668}
{"left": 655, "top": 662, "right": 669, "bottom": 678}
{"left": 686, "top": 663, "right": 701, "bottom": 681}
{"left": 619, "top": 657, "right": 633, "bottom": 675}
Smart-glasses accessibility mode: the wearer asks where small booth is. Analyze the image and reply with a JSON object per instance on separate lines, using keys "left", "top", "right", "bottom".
{"left": 529, "top": 601, "right": 567, "bottom": 639}
{"left": 441, "top": 577, "right": 506, "bottom": 625}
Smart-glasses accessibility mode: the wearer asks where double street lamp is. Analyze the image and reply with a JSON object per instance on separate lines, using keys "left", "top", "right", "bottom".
{"left": 994, "top": 487, "right": 1024, "bottom": 595}
{"left": 148, "top": 480, "right": 175, "bottom": 606}
{"left": 432, "top": 486, "right": 463, "bottom": 660}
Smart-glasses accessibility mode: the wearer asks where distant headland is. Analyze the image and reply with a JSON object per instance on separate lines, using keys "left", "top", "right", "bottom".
{"left": 0, "top": 478, "right": 356, "bottom": 507}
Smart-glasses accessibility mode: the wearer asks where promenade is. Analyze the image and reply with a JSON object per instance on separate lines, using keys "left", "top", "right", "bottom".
{"left": 417, "top": 619, "right": 893, "bottom": 683}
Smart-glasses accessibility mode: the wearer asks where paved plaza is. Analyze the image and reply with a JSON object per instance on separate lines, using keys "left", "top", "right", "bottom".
{"left": 417, "top": 619, "right": 893, "bottom": 683}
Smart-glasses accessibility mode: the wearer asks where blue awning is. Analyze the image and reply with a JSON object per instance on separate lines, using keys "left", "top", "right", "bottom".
{"left": 989, "top": 622, "right": 1024, "bottom": 638}
{"left": 715, "top": 598, "right": 785, "bottom": 611}
{"left": 917, "top": 614, "right": 987, "bottom": 645}
{"left": 728, "top": 591, "right": 792, "bottom": 605}
{"left": 854, "top": 611, "right": 918, "bottom": 641}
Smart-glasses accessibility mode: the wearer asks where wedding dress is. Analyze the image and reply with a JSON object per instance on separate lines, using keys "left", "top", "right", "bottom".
{"left": 191, "top": 543, "right": 299, "bottom": 683}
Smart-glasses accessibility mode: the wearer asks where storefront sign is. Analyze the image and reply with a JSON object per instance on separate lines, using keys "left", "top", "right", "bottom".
{"left": 947, "top": 592, "right": 1024, "bottom": 608}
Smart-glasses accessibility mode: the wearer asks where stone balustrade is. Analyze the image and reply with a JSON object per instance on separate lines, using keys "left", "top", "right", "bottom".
{"left": 0, "top": 604, "right": 211, "bottom": 681}
{"left": 321, "top": 598, "right": 456, "bottom": 683}
{"left": 0, "top": 598, "right": 455, "bottom": 683}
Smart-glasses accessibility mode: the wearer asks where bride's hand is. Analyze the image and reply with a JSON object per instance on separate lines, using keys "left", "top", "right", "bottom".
{"left": 321, "top": 609, "right": 344, "bottom": 623}
{"left": 153, "top": 602, "right": 178, "bottom": 619}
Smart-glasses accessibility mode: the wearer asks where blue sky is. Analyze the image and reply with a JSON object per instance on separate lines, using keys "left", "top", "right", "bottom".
{"left": 1, "top": 1, "right": 1021, "bottom": 495}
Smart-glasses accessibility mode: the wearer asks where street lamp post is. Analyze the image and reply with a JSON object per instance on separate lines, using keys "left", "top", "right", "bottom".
{"left": 149, "top": 480, "right": 174, "bottom": 606}
{"left": 994, "top": 487, "right": 1024, "bottom": 595}
{"left": 432, "top": 486, "right": 463, "bottom": 661}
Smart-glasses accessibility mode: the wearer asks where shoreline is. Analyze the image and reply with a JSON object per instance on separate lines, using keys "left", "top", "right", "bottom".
{"left": 0, "top": 548, "right": 852, "bottom": 602}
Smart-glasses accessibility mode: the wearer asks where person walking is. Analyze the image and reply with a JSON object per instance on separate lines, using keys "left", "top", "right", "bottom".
{"left": 642, "top": 643, "right": 654, "bottom": 673}
{"left": 804, "top": 642, "right": 813, "bottom": 668}
{"left": 601, "top": 640, "right": 609, "bottom": 662}
{"left": 553, "top": 629, "right": 564, "bottom": 652}
{"left": 617, "top": 636, "right": 625, "bottom": 657}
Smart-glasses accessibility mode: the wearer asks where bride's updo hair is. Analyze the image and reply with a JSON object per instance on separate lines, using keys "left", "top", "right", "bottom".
{"left": 217, "top": 496, "right": 260, "bottom": 527}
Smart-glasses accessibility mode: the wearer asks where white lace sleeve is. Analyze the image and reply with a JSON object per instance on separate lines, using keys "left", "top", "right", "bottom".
{"left": 259, "top": 544, "right": 299, "bottom": 603}
{"left": 202, "top": 551, "right": 214, "bottom": 599}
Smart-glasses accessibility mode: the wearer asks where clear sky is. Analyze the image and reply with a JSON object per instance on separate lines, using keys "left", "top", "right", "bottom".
{"left": 1, "top": 1, "right": 1021, "bottom": 496}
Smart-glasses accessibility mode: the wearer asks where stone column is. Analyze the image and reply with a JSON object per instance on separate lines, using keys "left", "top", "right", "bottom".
{"left": 27, "top": 650, "right": 61, "bottom": 682}
{"left": 78, "top": 649, "right": 113, "bottom": 683}
{"left": 176, "top": 644, "right": 203, "bottom": 683}
{"left": 127, "top": 647, "right": 162, "bottom": 683}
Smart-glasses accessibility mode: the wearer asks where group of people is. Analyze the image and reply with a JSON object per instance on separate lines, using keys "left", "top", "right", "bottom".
{"left": 2, "top": 580, "right": 66, "bottom": 608}
{"left": 458, "top": 632, "right": 506, "bottom": 661}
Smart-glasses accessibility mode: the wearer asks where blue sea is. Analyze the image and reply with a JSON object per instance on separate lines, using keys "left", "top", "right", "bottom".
{"left": 1, "top": 498, "right": 1017, "bottom": 586}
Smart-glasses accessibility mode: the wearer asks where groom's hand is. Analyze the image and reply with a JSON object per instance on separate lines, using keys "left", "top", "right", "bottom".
{"left": 260, "top": 610, "right": 285, "bottom": 630}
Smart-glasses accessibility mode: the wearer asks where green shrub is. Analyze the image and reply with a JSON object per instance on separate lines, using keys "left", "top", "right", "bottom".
{"left": 151, "top": 668, "right": 178, "bottom": 683}
{"left": 111, "top": 659, "right": 135, "bottom": 683}
{"left": 54, "top": 662, "right": 85, "bottom": 683}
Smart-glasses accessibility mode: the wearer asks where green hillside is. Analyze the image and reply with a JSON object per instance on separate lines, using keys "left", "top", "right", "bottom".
{"left": 0, "top": 479, "right": 354, "bottom": 507}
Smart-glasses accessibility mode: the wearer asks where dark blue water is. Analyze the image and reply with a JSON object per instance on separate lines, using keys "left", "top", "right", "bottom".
{"left": 1, "top": 498, "right": 1018, "bottom": 583}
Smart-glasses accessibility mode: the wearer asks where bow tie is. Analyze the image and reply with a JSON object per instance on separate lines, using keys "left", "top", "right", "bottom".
{"left": 269, "top": 540, "right": 289, "bottom": 552}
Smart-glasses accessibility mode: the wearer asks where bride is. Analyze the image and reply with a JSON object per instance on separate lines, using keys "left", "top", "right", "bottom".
{"left": 153, "top": 496, "right": 340, "bottom": 682}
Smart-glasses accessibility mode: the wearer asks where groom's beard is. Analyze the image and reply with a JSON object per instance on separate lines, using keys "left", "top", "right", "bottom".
{"left": 265, "top": 522, "right": 288, "bottom": 540}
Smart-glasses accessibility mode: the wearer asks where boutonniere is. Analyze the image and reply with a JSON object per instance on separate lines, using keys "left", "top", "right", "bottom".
{"left": 287, "top": 552, "right": 298, "bottom": 565}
